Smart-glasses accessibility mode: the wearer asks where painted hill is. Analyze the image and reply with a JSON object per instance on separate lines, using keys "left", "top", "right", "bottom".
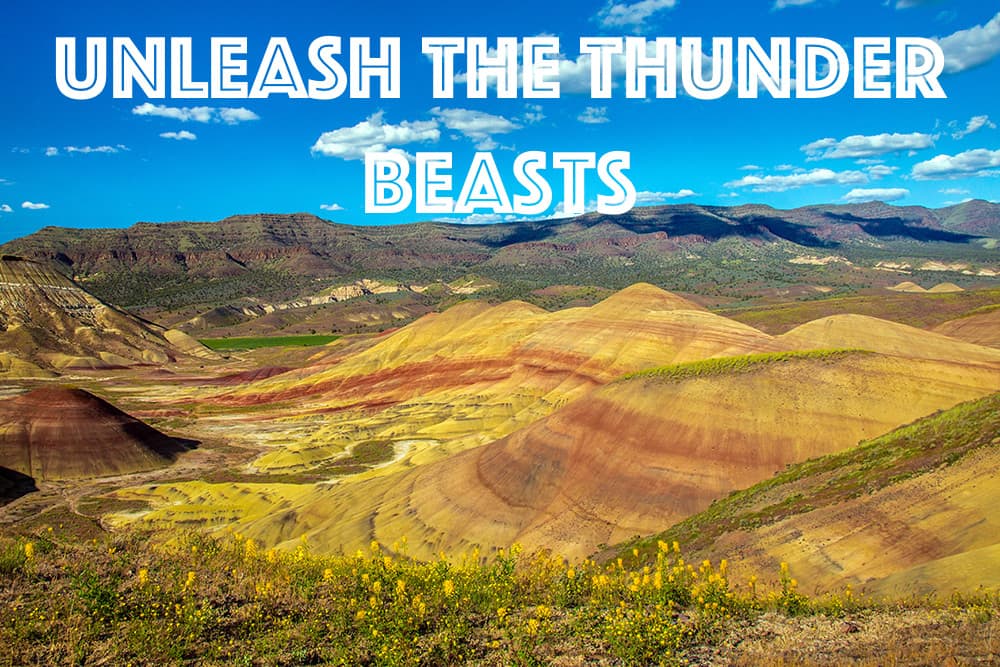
{"left": 0, "top": 387, "right": 193, "bottom": 480}
{"left": 625, "top": 392, "right": 1000, "bottom": 596}
{"left": 210, "top": 283, "right": 784, "bottom": 472}
{"left": 932, "top": 307, "right": 1000, "bottom": 348}
{"left": 888, "top": 281, "right": 927, "bottom": 293}
{"left": 228, "top": 347, "right": 999, "bottom": 561}
{"left": 0, "top": 255, "right": 218, "bottom": 374}
{"left": 779, "top": 313, "right": 1000, "bottom": 365}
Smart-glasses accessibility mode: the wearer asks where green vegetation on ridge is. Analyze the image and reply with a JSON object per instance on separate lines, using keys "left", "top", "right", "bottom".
{"left": 619, "top": 349, "right": 867, "bottom": 384}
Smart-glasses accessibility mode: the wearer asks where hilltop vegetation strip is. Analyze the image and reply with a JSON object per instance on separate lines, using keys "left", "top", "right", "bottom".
{"left": 624, "top": 392, "right": 1000, "bottom": 559}
{"left": 2, "top": 531, "right": 998, "bottom": 666}
{"left": 619, "top": 349, "right": 868, "bottom": 383}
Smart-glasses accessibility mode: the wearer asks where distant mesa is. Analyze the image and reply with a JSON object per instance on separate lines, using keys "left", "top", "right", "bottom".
{"left": 0, "top": 255, "right": 219, "bottom": 375}
{"left": 0, "top": 387, "right": 195, "bottom": 481}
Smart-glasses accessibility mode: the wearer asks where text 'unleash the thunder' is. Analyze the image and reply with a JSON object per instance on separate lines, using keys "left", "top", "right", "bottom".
{"left": 55, "top": 36, "right": 947, "bottom": 101}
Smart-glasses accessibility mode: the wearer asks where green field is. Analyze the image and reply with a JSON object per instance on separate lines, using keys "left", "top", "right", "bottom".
{"left": 198, "top": 334, "right": 340, "bottom": 351}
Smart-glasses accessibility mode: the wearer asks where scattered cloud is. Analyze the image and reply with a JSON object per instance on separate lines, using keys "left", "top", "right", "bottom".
{"left": 950, "top": 114, "right": 996, "bottom": 140}
{"left": 435, "top": 212, "right": 523, "bottom": 225}
{"left": 802, "top": 132, "right": 935, "bottom": 159}
{"left": 865, "top": 164, "right": 898, "bottom": 178}
{"left": 635, "top": 189, "right": 700, "bottom": 203}
{"left": 725, "top": 168, "right": 868, "bottom": 192}
{"left": 739, "top": 164, "right": 762, "bottom": 171}
{"left": 939, "top": 187, "right": 970, "bottom": 195}
{"left": 311, "top": 112, "right": 440, "bottom": 160}
{"left": 936, "top": 11, "right": 1000, "bottom": 73}
{"left": 21, "top": 201, "right": 49, "bottom": 210}
{"left": 577, "top": 106, "right": 610, "bottom": 124}
{"left": 319, "top": 203, "right": 344, "bottom": 212}
{"left": 430, "top": 107, "right": 520, "bottom": 150}
{"left": 895, "top": 0, "right": 937, "bottom": 8}
{"left": 0, "top": 178, "right": 9, "bottom": 185}
{"left": 65, "top": 144, "right": 128, "bottom": 154}
{"left": 0, "top": 204, "right": 12, "bottom": 213}
{"left": 218, "top": 108, "right": 260, "bottom": 124}
{"left": 597, "top": 0, "right": 677, "bottom": 29}
{"left": 718, "top": 192, "right": 741, "bottom": 198}
{"left": 132, "top": 103, "right": 260, "bottom": 124}
{"left": 45, "top": 147, "right": 58, "bottom": 157}
{"left": 774, "top": 0, "right": 820, "bottom": 9}
{"left": 911, "top": 148, "right": 1000, "bottom": 179}
{"left": 522, "top": 104, "right": 545, "bottom": 124}
{"left": 159, "top": 131, "right": 197, "bottom": 141}
{"left": 842, "top": 187, "right": 909, "bottom": 203}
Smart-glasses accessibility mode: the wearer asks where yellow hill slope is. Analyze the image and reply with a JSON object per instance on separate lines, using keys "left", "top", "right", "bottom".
{"left": 932, "top": 308, "right": 1000, "bottom": 348}
{"left": 636, "top": 392, "right": 1000, "bottom": 596}
{"left": 214, "top": 284, "right": 783, "bottom": 473}
{"left": 780, "top": 313, "right": 1000, "bottom": 365}
{"left": 220, "top": 349, "right": 999, "bottom": 561}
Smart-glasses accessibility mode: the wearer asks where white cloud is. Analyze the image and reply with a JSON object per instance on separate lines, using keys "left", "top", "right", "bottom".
{"left": 774, "top": 0, "right": 819, "bottom": 8}
{"left": 911, "top": 148, "right": 1000, "bottom": 179}
{"left": 311, "top": 112, "right": 440, "bottom": 160}
{"left": 0, "top": 204, "right": 12, "bottom": 213}
{"left": 842, "top": 187, "right": 909, "bottom": 203}
{"left": 522, "top": 104, "right": 545, "bottom": 124}
{"left": 578, "top": 106, "right": 610, "bottom": 124}
{"left": 65, "top": 144, "right": 127, "bottom": 154}
{"left": 45, "top": 147, "right": 59, "bottom": 157}
{"left": 802, "top": 132, "right": 935, "bottom": 159}
{"left": 896, "top": 0, "right": 936, "bottom": 7}
{"left": 132, "top": 103, "right": 260, "bottom": 124}
{"left": 435, "top": 212, "right": 521, "bottom": 225}
{"left": 430, "top": 107, "right": 520, "bottom": 150}
{"left": 936, "top": 11, "right": 1000, "bottom": 73}
{"left": 951, "top": 114, "right": 996, "bottom": 140}
{"left": 725, "top": 168, "right": 868, "bottom": 192}
{"left": 160, "top": 130, "right": 197, "bottom": 141}
{"left": 21, "top": 201, "right": 50, "bottom": 210}
{"left": 597, "top": 0, "right": 677, "bottom": 28}
{"left": 218, "top": 108, "right": 260, "bottom": 124}
{"left": 635, "top": 189, "right": 699, "bottom": 203}
{"left": 718, "top": 192, "right": 741, "bottom": 198}
{"left": 739, "top": 164, "right": 762, "bottom": 171}
{"left": 865, "top": 164, "right": 898, "bottom": 178}
{"left": 320, "top": 203, "right": 344, "bottom": 211}
{"left": 939, "top": 187, "right": 970, "bottom": 195}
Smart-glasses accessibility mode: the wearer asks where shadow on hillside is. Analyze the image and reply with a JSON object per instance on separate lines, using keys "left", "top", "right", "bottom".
{"left": 0, "top": 466, "right": 38, "bottom": 505}
{"left": 826, "top": 213, "right": 981, "bottom": 243}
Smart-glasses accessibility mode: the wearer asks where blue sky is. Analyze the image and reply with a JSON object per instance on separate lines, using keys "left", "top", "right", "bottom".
{"left": 1, "top": 0, "right": 998, "bottom": 242}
